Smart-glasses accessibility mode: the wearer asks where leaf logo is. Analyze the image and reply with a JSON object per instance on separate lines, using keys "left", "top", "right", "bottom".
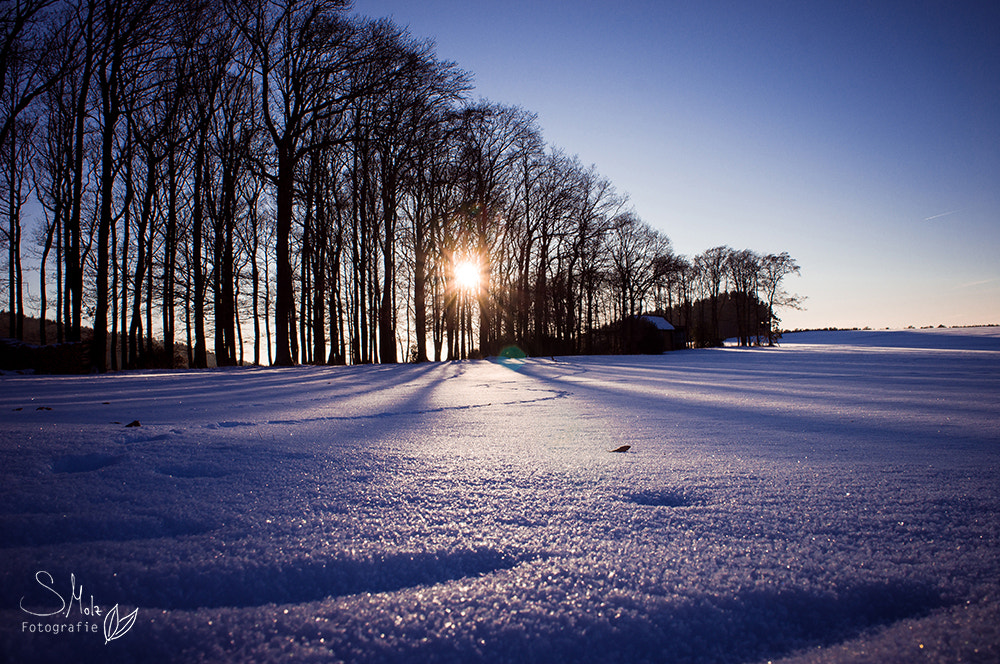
{"left": 103, "top": 604, "right": 138, "bottom": 644}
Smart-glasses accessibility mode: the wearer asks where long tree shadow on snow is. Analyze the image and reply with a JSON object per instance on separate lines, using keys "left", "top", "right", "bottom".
{"left": 506, "top": 354, "right": 996, "bottom": 453}
{"left": 400, "top": 578, "right": 943, "bottom": 664}
{"left": 113, "top": 547, "right": 530, "bottom": 610}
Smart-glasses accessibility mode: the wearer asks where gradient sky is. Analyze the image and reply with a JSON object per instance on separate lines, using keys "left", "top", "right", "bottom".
{"left": 355, "top": 0, "right": 999, "bottom": 330}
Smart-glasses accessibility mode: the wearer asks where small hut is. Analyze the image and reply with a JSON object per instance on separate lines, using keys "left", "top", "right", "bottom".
{"left": 639, "top": 315, "right": 687, "bottom": 351}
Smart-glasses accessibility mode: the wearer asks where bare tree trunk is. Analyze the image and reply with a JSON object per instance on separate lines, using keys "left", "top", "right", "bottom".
{"left": 66, "top": 6, "right": 95, "bottom": 344}
{"left": 162, "top": 150, "right": 177, "bottom": 366}
{"left": 378, "top": 168, "right": 398, "bottom": 363}
{"left": 412, "top": 217, "right": 428, "bottom": 362}
{"left": 94, "top": 43, "right": 122, "bottom": 371}
{"left": 191, "top": 132, "right": 208, "bottom": 367}
{"left": 250, "top": 209, "right": 261, "bottom": 365}
{"left": 129, "top": 155, "right": 155, "bottom": 367}
{"left": 222, "top": 175, "right": 236, "bottom": 364}
{"left": 213, "top": 148, "right": 238, "bottom": 366}
{"left": 39, "top": 212, "right": 58, "bottom": 344}
{"left": 274, "top": 140, "right": 295, "bottom": 365}
{"left": 300, "top": 219, "right": 311, "bottom": 364}
{"left": 118, "top": 157, "right": 131, "bottom": 369}
{"left": 56, "top": 198, "right": 63, "bottom": 343}
{"left": 5, "top": 121, "right": 24, "bottom": 340}
{"left": 264, "top": 240, "right": 272, "bottom": 365}
{"left": 311, "top": 180, "right": 327, "bottom": 365}
{"left": 183, "top": 240, "right": 193, "bottom": 368}
{"left": 145, "top": 201, "right": 153, "bottom": 359}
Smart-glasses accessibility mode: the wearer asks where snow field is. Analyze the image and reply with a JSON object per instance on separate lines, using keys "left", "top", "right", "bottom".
{"left": 1, "top": 327, "right": 998, "bottom": 662}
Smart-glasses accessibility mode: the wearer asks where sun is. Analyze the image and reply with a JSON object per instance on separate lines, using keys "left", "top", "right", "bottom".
{"left": 453, "top": 260, "right": 481, "bottom": 291}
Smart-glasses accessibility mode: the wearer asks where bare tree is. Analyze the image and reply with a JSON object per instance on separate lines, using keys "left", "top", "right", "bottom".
{"left": 0, "top": 0, "right": 75, "bottom": 149}
{"left": 608, "top": 212, "right": 668, "bottom": 322}
{"left": 32, "top": 72, "right": 76, "bottom": 344}
{"left": 759, "top": 251, "right": 803, "bottom": 344}
{"left": 691, "top": 245, "right": 729, "bottom": 347}
{"left": 238, "top": 0, "right": 365, "bottom": 365}
{"left": 90, "top": 0, "right": 164, "bottom": 371}
{"left": 367, "top": 21, "right": 469, "bottom": 363}
{"left": 562, "top": 162, "right": 624, "bottom": 352}
{"left": 522, "top": 149, "right": 576, "bottom": 352}
{"left": 454, "top": 102, "right": 537, "bottom": 356}
{"left": 207, "top": 40, "right": 256, "bottom": 366}
{"left": 2, "top": 0, "right": 73, "bottom": 340}
{"left": 2, "top": 115, "right": 35, "bottom": 340}
{"left": 727, "top": 247, "right": 760, "bottom": 346}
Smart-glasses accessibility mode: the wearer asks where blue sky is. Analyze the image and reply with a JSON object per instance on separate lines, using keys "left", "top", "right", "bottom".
{"left": 355, "top": 0, "right": 1000, "bottom": 330}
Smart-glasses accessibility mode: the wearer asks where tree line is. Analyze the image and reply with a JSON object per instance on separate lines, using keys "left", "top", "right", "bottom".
{"left": 1, "top": 0, "right": 802, "bottom": 370}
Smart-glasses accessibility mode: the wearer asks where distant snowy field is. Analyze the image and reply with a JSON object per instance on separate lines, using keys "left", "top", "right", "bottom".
{"left": 2, "top": 328, "right": 998, "bottom": 663}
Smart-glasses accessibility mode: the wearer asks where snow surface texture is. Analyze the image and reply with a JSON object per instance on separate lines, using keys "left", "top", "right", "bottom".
{"left": 1, "top": 328, "right": 998, "bottom": 663}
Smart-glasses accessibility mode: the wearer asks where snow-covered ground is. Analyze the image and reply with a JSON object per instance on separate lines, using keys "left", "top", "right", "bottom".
{"left": 2, "top": 327, "right": 998, "bottom": 663}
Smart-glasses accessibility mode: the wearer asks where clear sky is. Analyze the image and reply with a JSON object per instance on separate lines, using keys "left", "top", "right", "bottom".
{"left": 354, "top": 0, "right": 1000, "bottom": 330}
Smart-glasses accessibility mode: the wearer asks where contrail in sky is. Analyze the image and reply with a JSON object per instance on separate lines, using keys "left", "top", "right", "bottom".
{"left": 958, "top": 277, "right": 999, "bottom": 289}
{"left": 923, "top": 209, "right": 964, "bottom": 222}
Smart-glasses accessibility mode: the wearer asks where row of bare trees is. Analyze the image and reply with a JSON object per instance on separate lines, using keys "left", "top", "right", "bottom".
{"left": 2, "top": 0, "right": 801, "bottom": 370}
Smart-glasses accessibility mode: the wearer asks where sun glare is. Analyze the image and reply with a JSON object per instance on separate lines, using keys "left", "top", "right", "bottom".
{"left": 454, "top": 260, "right": 481, "bottom": 291}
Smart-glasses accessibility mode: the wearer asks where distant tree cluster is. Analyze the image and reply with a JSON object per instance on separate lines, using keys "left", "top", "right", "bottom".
{"left": 650, "top": 247, "right": 803, "bottom": 348}
{"left": 1, "top": 0, "right": 802, "bottom": 369}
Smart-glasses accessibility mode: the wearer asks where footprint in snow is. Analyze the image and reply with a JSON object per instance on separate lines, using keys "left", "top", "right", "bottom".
{"left": 52, "top": 453, "right": 122, "bottom": 474}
